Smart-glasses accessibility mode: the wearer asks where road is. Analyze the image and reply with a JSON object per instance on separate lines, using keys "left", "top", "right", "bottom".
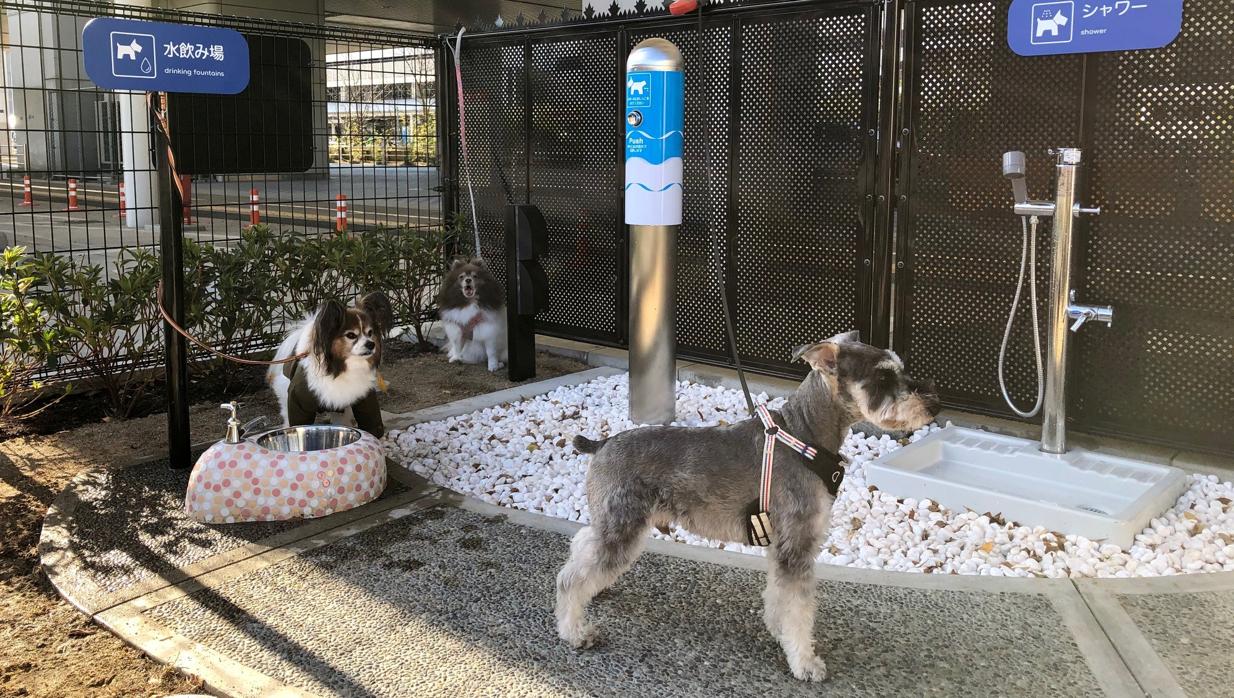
{"left": 0, "top": 166, "right": 444, "bottom": 266}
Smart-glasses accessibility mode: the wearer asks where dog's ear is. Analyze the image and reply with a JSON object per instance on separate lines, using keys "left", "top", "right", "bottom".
{"left": 831, "top": 330, "right": 860, "bottom": 344}
{"left": 472, "top": 256, "right": 487, "bottom": 268}
{"left": 313, "top": 299, "right": 347, "bottom": 376}
{"left": 357, "top": 292, "right": 394, "bottom": 337}
{"left": 450, "top": 257, "right": 468, "bottom": 271}
{"left": 794, "top": 341, "right": 840, "bottom": 374}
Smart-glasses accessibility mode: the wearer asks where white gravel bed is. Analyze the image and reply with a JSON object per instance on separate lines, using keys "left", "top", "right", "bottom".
{"left": 385, "top": 374, "right": 1234, "bottom": 578}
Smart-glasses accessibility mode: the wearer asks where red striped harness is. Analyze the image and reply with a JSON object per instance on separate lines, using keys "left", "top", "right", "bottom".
{"left": 747, "top": 404, "right": 845, "bottom": 547}
{"left": 756, "top": 404, "right": 818, "bottom": 511}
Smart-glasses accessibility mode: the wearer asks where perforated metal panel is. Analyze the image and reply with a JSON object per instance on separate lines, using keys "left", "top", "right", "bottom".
{"left": 457, "top": 41, "right": 527, "bottom": 290}
{"left": 528, "top": 33, "right": 622, "bottom": 341}
{"left": 897, "top": 0, "right": 1234, "bottom": 452}
{"left": 1072, "top": 0, "right": 1234, "bottom": 452}
{"left": 734, "top": 8, "right": 875, "bottom": 371}
{"left": 456, "top": 0, "right": 1232, "bottom": 451}
{"left": 897, "top": 0, "right": 1084, "bottom": 409}
{"left": 457, "top": 4, "right": 879, "bottom": 370}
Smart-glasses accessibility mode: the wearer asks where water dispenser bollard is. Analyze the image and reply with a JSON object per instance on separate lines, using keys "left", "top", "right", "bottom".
{"left": 626, "top": 38, "right": 683, "bottom": 426}
{"left": 505, "top": 203, "right": 550, "bottom": 382}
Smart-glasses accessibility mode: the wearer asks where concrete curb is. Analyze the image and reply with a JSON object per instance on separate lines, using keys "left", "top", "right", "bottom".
{"left": 384, "top": 366, "right": 624, "bottom": 430}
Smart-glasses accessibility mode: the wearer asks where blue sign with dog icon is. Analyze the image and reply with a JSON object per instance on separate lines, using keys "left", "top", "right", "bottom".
{"left": 82, "top": 18, "right": 249, "bottom": 93}
{"left": 1008, "top": 0, "right": 1183, "bottom": 56}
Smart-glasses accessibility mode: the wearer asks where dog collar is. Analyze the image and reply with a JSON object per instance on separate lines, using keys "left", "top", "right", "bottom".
{"left": 747, "top": 405, "right": 845, "bottom": 547}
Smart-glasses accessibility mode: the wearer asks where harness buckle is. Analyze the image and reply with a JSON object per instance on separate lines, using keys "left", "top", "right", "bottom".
{"left": 747, "top": 509, "right": 772, "bottom": 547}
{"left": 765, "top": 426, "right": 779, "bottom": 436}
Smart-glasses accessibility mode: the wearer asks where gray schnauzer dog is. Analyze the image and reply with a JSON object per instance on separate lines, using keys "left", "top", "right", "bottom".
{"left": 555, "top": 331, "right": 940, "bottom": 681}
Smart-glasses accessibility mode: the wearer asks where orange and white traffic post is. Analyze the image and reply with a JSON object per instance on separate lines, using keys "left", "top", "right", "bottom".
{"left": 20, "top": 175, "right": 32, "bottom": 207}
{"left": 249, "top": 187, "right": 261, "bottom": 226}
{"left": 335, "top": 193, "right": 348, "bottom": 233}
{"left": 118, "top": 181, "right": 127, "bottom": 219}
{"left": 67, "top": 179, "right": 80, "bottom": 211}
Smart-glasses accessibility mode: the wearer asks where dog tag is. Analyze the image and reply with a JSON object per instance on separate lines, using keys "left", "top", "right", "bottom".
{"left": 747, "top": 510, "right": 773, "bottom": 547}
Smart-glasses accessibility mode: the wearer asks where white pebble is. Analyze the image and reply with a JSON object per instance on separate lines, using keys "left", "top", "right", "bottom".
{"left": 383, "top": 373, "right": 1234, "bottom": 579}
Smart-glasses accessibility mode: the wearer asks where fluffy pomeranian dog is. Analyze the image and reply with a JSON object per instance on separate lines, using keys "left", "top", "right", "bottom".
{"left": 268, "top": 293, "right": 393, "bottom": 438}
{"left": 438, "top": 257, "right": 507, "bottom": 372}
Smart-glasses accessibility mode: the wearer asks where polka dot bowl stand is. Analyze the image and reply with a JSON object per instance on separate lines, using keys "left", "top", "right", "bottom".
{"left": 184, "top": 433, "right": 387, "bottom": 524}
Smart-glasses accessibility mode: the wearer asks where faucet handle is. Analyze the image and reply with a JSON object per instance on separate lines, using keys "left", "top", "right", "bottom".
{"left": 1067, "top": 296, "right": 1114, "bottom": 332}
{"left": 220, "top": 401, "right": 242, "bottom": 444}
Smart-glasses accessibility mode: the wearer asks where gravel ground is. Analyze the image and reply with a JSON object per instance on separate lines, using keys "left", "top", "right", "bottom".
{"left": 0, "top": 349, "right": 585, "bottom": 698}
{"left": 387, "top": 373, "right": 1234, "bottom": 579}
{"left": 146, "top": 505, "right": 1104, "bottom": 697}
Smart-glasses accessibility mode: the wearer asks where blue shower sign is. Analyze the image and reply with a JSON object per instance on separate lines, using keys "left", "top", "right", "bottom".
{"left": 82, "top": 17, "right": 249, "bottom": 93}
{"left": 1008, "top": 0, "right": 1183, "bottom": 56}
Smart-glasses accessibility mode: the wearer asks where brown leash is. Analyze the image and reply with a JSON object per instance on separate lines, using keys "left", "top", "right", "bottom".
{"left": 156, "top": 280, "right": 308, "bottom": 366}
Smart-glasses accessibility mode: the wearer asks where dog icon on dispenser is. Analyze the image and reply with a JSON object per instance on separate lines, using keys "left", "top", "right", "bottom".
{"left": 626, "top": 77, "right": 647, "bottom": 95}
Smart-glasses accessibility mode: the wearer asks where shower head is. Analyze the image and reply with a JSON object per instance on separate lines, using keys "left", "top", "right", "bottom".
{"left": 1003, "top": 151, "right": 1029, "bottom": 205}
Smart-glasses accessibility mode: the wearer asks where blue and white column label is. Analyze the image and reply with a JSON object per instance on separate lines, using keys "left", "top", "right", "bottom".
{"left": 624, "top": 70, "right": 683, "bottom": 226}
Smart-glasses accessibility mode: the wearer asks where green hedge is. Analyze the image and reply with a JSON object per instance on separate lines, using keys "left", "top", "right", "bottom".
{"left": 1, "top": 224, "right": 453, "bottom": 419}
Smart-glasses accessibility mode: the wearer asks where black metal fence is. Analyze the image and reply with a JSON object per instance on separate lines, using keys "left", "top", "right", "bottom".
{"left": 1, "top": 1, "right": 440, "bottom": 377}
{"left": 448, "top": 0, "right": 1233, "bottom": 453}
{"left": 451, "top": 0, "right": 881, "bottom": 376}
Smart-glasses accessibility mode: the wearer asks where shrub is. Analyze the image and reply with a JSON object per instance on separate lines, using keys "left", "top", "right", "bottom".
{"left": 34, "top": 247, "right": 162, "bottom": 418}
{"left": 0, "top": 246, "right": 70, "bottom": 418}
{"left": 379, "top": 225, "right": 454, "bottom": 346}
{"left": 15, "top": 222, "right": 453, "bottom": 420}
{"left": 269, "top": 225, "right": 452, "bottom": 344}
{"left": 184, "top": 226, "right": 286, "bottom": 387}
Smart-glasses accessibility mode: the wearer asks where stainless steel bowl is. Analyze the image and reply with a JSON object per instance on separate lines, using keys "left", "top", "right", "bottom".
{"left": 252, "top": 425, "right": 363, "bottom": 452}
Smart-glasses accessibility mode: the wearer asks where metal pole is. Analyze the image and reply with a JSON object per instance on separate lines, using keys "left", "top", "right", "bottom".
{"left": 625, "top": 39, "right": 683, "bottom": 425}
{"left": 1040, "top": 148, "right": 1082, "bottom": 455}
{"left": 869, "top": 0, "right": 905, "bottom": 347}
{"left": 154, "top": 94, "right": 191, "bottom": 468}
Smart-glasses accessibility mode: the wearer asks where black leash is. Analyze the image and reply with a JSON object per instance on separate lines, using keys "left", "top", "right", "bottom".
{"left": 696, "top": 0, "right": 755, "bottom": 416}
{"left": 690, "top": 7, "right": 847, "bottom": 547}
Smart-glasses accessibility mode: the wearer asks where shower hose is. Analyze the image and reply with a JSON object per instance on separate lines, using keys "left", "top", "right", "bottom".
{"left": 997, "top": 215, "right": 1045, "bottom": 418}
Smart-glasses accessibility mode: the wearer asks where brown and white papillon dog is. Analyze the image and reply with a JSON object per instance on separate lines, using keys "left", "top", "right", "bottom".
{"left": 268, "top": 293, "right": 393, "bottom": 435}
{"left": 437, "top": 257, "right": 507, "bottom": 372}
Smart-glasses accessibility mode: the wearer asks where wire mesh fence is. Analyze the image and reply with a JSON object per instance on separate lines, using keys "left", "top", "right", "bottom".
{"left": 0, "top": 1, "right": 442, "bottom": 386}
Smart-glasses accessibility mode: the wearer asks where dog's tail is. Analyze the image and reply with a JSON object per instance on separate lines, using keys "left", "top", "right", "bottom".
{"left": 572, "top": 435, "right": 608, "bottom": 454}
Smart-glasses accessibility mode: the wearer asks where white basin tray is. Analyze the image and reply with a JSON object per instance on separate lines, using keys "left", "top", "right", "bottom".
{"left": 866, "top": 426, "right": 1189, "bottom": 549}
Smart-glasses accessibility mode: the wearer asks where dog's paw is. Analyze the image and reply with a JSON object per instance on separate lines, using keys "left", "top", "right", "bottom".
{"left": 559, "top": 623, "right": 600, "bottom": 650}
{"left": 487, "top": 361, "right": 505, "bottom": 372}
{"left": 789, "top": 654, "right": 828, "bottom": 682}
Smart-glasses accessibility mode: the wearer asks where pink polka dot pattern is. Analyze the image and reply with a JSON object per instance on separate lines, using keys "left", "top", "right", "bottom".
{"left": 184, "top": 433, "right": 386, "bottom": 524}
